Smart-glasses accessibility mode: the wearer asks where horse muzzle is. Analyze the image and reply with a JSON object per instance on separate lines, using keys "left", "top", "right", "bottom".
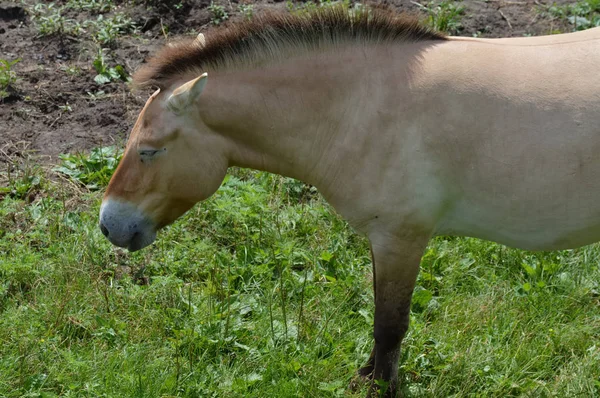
{"left": 99, "top": 199, "right": 157, "bottom": 252}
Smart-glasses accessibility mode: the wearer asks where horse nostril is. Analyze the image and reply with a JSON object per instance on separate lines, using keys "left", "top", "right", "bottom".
{"left": 100, "top": 222, "right": 109, "bottom": 237}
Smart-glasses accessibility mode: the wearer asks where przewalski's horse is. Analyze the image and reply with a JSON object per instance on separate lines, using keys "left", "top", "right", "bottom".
{"left": 99, "top": 7, "right": 600, "bottom": 396}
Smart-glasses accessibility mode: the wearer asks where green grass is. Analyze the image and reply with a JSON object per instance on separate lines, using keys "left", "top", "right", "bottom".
{"left": 1, "top": 147, "right": 600, "bottom": 397}
{"left": 0, "top": 156, "right": 43, "bottom": 201}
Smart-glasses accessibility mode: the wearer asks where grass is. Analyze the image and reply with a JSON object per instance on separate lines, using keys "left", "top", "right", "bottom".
{"left": 1, "top": 146, "right": 600, "bottom": 397}
{"left": 4, "top": 2, "right": 600, "bottom": 396}
{"left": 0, "top": 154, "right": 44, "bottom": 201}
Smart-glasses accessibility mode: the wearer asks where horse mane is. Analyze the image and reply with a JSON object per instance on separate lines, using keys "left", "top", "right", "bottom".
{"left": 133, "top": 6, "right": 446, "bottom": 89}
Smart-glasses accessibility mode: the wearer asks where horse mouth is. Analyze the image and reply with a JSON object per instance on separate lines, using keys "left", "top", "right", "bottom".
{"left": 127, "top": 230, "right": 156, "bottom": 252}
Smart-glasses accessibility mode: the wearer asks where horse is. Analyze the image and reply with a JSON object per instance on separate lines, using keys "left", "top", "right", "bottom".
{"left": 99, "top": 6, "right": 600, "bottom": 396}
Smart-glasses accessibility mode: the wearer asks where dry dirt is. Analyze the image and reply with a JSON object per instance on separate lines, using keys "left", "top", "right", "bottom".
{"left": 0, "top": 0, "right": 574, "bottom": 164}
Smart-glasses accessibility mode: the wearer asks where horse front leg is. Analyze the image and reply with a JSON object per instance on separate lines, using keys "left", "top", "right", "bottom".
{"left": 356, "top": 244, "right": 377, "bottom": 380}
{"left": 367, "top": 232, "right": 428, "bottom": 398}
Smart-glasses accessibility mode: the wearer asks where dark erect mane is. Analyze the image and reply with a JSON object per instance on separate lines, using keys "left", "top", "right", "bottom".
{"left": 134, "top": 6, "right": 446, "bottom": 89}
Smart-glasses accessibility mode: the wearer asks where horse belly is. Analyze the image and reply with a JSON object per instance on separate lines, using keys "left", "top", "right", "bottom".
{"left": 436, "top": 197, "right": 600, "bottom": 251}
{"left": 431, "top": 128, "right": 600, "bottom": 251}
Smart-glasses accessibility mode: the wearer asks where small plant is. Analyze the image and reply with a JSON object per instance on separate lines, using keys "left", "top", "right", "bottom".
{"left": 64, "top": 65, "right": 82, "bottom": 76}
{"left": 84, "top": 13, "right": 137, "bottom": 45}
{"left": 0, "top": 168, "right": 42, "bottom": 200}
{"left": 86, "top": 90, "right": 107, "bottom": 101}
{"left": 59, "top": 103, "right": 73, "bottom": 113}
{"left": 28, "top": 3, "right": 82, "bottom": 36}
{"left": 238, "top": 4, "right": 253, "bottom": 20}
{"left": 0, "top": 58, "right": 20, "bottom": 100}
{"left": 416, "top": 1, "right": 465, "bottom": 34}
{"left": 208, "top": 2, "right": 229, "bottom": 25}
{"left": 548, "top": 0, "right": 600, "bottom": 31}
{"left": 28, "top": 2, "right": 134, "bottom": 42}
{"left": 66, "top": 0, "right": 114, "bottom": 13}
{"left": 92, "top": 49, "right": 130, "bottom": 84}
{"left": 29, "top": 3, "right": 66, "bottom": 35}
{"left": 286, "top": 0, "right": 351, "bottom": 16}
{"left": 287, "top": 0, "right": 316, "bottom": 14}
{"left": 54, "top": 146, "right": 122, "bottom": 190}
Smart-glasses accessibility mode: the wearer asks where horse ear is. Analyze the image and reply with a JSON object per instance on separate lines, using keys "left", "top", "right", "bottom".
{"left": 196, "top": 33, "right": 206, "bottom": 47}
{"left": 167, "top": 73, "right": 208, "bottom": 112}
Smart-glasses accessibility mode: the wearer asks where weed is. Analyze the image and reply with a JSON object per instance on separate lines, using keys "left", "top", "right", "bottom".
{"left": 1, "top": 173, "right": 42, "bottom": 201}
{"left": 0, "top": 166, "right": 43, "bottom": 201}
{"left": 53, "top": 146, "right": 122, "bottom": 190}
{"left": 143, "top": 0, "right": 186, "bottom": 9}
{"left": 0, "top": 144, "right": 44, "bottom": 201}
{"left": 0, "top": 58, "right": 20, "bottom": 100}
{"left": 548, "top": 0, "right": 600, "bottom": 31}
{"left": 84, "top": 12, "right": 137, "bottom": 45}
{"left": 27, "top": 2, "right": 134, "bottom": 43}
{"left": 286, "top": 0, "right": 351, "bottom": 15}
{"left": 66, "top": 0, "right": 114, "bottom": 13}
{"left": 58, "top": 103, "right": 73, "bottom": 113}
{"left": 208, "top": 2, "right": 229, "bottom": 25}
{"left": 92, "top": 48, "right": 130, "bottom": 84}
{"left": 86, "top": 90, "right": 107, "bottom": 100}
{"left": 238, "top": 3, "right": 254, "bottom": 20}
{"left": 29, "top": 3, "right": 69, "bottom": 35}
{"left": 63, "top": 65, "right": 82, "bottom": 76}
{"left": 415, "top": 0, "right": 465, "bottom": 34}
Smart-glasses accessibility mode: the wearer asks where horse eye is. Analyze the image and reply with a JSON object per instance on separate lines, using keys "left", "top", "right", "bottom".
{"left": 139, "top": 149, "right": 159, "bottom": 157}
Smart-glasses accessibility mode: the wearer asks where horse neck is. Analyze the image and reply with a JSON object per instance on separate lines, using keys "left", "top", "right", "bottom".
{"left": 196, "top": 53, "right": 357, "bottom": 187}
{"left": 195, "top": 42, "right": 429, "bottom": 194}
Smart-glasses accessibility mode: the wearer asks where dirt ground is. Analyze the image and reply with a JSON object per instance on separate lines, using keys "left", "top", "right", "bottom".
{"left": 0, "top": 0, "right": 574, "bottom": 164}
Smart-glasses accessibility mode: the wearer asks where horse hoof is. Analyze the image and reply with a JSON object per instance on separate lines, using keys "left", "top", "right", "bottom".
{"left": 348, "top": 366, "right": 374, "bottom": 392}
